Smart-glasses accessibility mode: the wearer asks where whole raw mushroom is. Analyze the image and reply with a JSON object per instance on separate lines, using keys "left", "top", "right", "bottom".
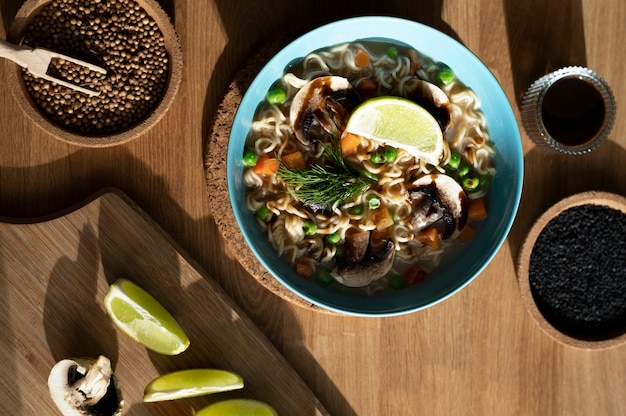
{"left": 48, "top": 355, "right": 123, "bottom": 416}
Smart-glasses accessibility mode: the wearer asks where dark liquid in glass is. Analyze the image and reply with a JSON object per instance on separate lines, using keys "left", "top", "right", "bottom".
{"left": 541, "top": 77, "right": 606, "bottom": 147}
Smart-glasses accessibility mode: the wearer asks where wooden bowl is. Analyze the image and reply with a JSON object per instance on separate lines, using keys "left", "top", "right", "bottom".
{"left": 4, "top": 0, "right": 182, "bottom": 147}
{"left": 517, "top": 191, "right": 626, "bottom": 349}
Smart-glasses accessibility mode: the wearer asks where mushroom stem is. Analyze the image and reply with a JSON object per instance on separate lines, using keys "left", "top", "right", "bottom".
{"left": 71, "top": 356, "right": 113, "bottom": 407}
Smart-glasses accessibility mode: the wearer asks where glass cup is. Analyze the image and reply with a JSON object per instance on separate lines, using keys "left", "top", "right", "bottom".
{"left": 521, "top": 66, "right": 616, "bottom": 155}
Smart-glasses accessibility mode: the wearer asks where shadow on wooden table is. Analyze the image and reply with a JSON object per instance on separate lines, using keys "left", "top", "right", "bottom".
{"left": 507, "top": 139, "right": 626, "bottom": 271}
{"left": 503, "top": 0, "right": 587, "bottom": 109}
{"left": 44, "top": 223, "right": 120, "bottom": 365}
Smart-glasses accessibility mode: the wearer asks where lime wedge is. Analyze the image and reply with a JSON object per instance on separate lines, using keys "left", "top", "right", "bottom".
{"left": 344, "top": 96, "right": 444, "bottom": 164}
{"left": 196, "top": 399, "right": 278, "bottom": 416}
{"left": 143, "top": 369, "right": 244, "bottom": 402}
{"left": 104, "top": 278, "right": 190, "bottom": 355}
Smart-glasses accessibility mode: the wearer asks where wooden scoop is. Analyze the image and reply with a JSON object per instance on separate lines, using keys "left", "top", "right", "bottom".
{"left": 0, "top": 38, "right": 106, "bottom": 97}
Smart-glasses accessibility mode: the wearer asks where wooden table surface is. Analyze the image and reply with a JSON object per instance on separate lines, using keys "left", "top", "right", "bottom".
{"left": 2, "top": 1, "right": 625, "bottom": 415}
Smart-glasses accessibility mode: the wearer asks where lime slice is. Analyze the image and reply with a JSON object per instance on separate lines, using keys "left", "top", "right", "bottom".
{"left": 143, "top": 369, "right": 244, "bottom": 402}
{"left": 344, "top": 96, "right": 444, "bottom": 164}
{"left": 196, "top": 399, "right": 278, "bottom": 416}
{"left": 104, "top": 278, "right": 190, "bottom": 355}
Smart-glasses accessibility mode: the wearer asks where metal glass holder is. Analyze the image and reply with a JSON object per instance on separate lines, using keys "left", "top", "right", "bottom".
{"left": 521, "top": 66, "right": 616, "bottom": 155}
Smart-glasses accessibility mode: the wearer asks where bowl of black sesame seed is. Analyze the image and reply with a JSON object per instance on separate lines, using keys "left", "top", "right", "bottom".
{"left": 4, "top": 0, "right": 182, "bottom": 147}
{"left": 517, "top": 191, "right": 626, "bottom": 349}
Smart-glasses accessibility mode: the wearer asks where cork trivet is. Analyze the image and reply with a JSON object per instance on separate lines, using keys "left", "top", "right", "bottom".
{"left": 517, "top": 191, "right": 626, "bottom": 349}
{"left": 205, "top": 40, "right": 330, "bottom": 312}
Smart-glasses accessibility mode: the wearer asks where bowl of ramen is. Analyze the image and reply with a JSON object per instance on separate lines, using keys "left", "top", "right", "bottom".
{"left": 227, "top": 17, "right": 523, "bottom": 316}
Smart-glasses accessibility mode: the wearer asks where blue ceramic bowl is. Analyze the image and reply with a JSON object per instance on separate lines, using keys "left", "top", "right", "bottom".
{"left": 227, "top": 17, "right": 523, "bottom": 316}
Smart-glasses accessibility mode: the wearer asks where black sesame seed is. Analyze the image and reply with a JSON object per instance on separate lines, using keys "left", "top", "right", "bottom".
{"left": 529, "top": 204, "right": 626, "bottom": 340}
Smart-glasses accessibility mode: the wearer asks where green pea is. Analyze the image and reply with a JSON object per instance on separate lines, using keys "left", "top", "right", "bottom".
{"left": 334, "top": 244, "right": 345, "bottom": 258}
{"left": 384, "top": 147, "right": 397, "bottom": 163}
{"left": 370, "top": 152, "right": 386, "bottom": 164}
{"left": 303, "top": 220, "right": 317, "bottom": 236}
{"left": 243, "top": 149, "right": 258, "bottom": 167}
{"left": 325, "top": 232, "right": 341, "bottom": 245}
{"left": 458, "top": 163, "right": 470, "bottom": 177}
{"left": 256, "top": 205, "right": 270, "bottom": 221}
{"left": 267, "top": 87, "right": 287, "bottom": 105}
{"left": 437, "top": 64, "right": 455, "bottom": 85}
{"left": 479, "top": 174, "right": 490, "bottom": 187}
{"left": 348, "top": 204, "right": 364, "bottom": 215}
{"left": 367, "top": 194, "right": 381, "bottom": 210}
{"left": 386, "top": 46, "right": 399, "bottom": 59}
{"left": 447, "top": 152, "right": 461, "bottom": 169}
{"left": 315, "top": 267, "right": 335, "bottom": 285}
{"left": 390, "top": 275, "right": 405, "bottom": 290}
{"left": 463, "top": 177, "right": 480, "bottom": 190}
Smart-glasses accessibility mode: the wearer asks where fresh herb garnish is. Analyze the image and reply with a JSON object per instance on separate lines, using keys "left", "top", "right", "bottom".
{"left": 278, "top": 139, "right": 375, "bottom": 210}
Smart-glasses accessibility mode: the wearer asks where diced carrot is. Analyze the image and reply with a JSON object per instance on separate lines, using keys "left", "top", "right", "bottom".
{"left": 340, "top": 132, "right": 361, "bottom": 155}
{"left": 417, "top": 226, "right": 441, "bottom": 249}
{"left": 282, "top": 151, "right": 306, "bottom": 170}
{"left": 354, "top": 49, "right": 370, "bottom": 68}
{"left": 460, "top": 225, "right": 476, "bottom": 244}
{"left": 404, "top": 265, "right": 427, "bottom": 285}
{"left": 356, "top": 78, "right": 379, "bottom": 99}
{"left": 373, "top": 207, "right": 394, "bottom": 230}
{"left": 357, "top": 77, "right": 378, "bottom": 93}
{"left": 253, "top": 156, "right": 280, "bottom": 176}
{"left": 294, "top": 261, "right": 314, "bottom": 279}
{"left": 468, "top": 198, "right": 488, "bottom": 220}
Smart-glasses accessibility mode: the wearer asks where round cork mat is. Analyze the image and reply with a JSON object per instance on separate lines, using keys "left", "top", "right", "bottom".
{"left": 517, "top": 191, "right": 626, "bottom": 349}
{"left": 204, "top": 40, "right": 330, "bottom": 312}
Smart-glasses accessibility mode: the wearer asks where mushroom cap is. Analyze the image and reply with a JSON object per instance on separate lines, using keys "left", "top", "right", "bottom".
{"left": 289, "top": 76, "right": 360, "bottom": 145}
{"left": 332, "top": 238, "right": 396, "bottom": 287}
{"left": 48, "top": 356, "right": 123, "bottom": 416}
{"left": 407, "top": 80, "right": 452, "bottom": 131}
{"left": 408, "top": 174, "right": 468, "bottom": 240}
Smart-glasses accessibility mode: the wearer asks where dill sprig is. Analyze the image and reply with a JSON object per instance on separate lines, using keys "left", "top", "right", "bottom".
{"left": 278, "top": 140, "right": 374, "bottom": 209}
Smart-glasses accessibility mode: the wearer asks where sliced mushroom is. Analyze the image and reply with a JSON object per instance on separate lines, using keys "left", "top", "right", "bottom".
{"left": 408, "top": 174, "right": 468, "bottom": 240}
{"left": 289, "top": 76, "right": 361, "bottom": 145}
{"left": 407, "top": 80, "right": 451, "bottom": 131}
{"left": 344, "top": 230, "right": 370, "bottom": 261}
{"left": 332, "top": 231, "right": 396, "bottom": 287}
{"left": 48, "top": 356, "right": 123, "bottom": 416}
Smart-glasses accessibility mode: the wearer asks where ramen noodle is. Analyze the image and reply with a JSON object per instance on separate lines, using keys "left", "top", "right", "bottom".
{"left": 243, "top": 41, "right": 496, "bottom": 293}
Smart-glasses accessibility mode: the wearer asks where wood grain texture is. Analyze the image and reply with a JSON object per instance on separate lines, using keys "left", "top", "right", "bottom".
{"left": 1, "top": 0, "right": 626, "bottom": 415}
{"left": 0, "top": 190, "right": 327, "bottom": 415}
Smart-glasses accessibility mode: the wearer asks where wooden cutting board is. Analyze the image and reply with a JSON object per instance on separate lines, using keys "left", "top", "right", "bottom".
{"left": 0, "top": 189, "right": 327, "bottom": 415}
